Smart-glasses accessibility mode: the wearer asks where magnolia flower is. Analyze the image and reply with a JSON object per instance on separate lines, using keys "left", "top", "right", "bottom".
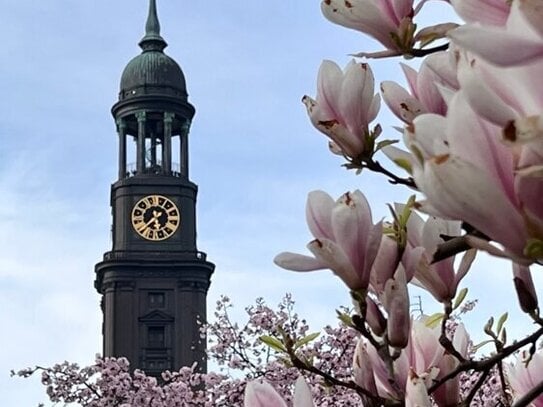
{"left": 383, "top": 268, "right": 410, "bottom": 348}
{"left": 407, "top": 90, "right": 537, "bottom": 260}
{"left": 274, "top": 190, "right": 382, "bottom": 290}
{"left": 432, "top": 323, "right": 469, "bottom": 407}
{"left": 366, "top": 317, "right": 469, "bottom": 402}
{"left": 450, "top": 0, "right": 543, "bottom": 66}
{"left": 381, "top": 50, "right": 459, "bottom": 123}
{"left": 408, "top": 212, "right": 476, "bottom": 303}
{"left": 321, "top": 0, "right": 417, "bottom": 57}
{"left": 405, "top": 369, "right": 432, "bottom": 407}
{"left": 352, "top": 339, "right": 378, "bottom": 395}
{"left": 450, "top": 0, "right": 510, "bottom": 26}
{"left": 507, "top": 350, "right": 543, "bottom": 406}
{"left": 303, "top": 60, "right": 380, "bottom": 159}
{"left": 244, "top": 377, "right": 314, "bottom": 407}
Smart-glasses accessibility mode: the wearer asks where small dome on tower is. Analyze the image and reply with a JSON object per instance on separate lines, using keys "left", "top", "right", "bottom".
{"left": 117, "top": 0, "right": 188, "bottom": 102}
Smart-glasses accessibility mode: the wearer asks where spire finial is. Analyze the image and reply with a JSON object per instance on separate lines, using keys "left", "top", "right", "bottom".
{"left": 139, "top": 0, "right": 167, "bottom": 52}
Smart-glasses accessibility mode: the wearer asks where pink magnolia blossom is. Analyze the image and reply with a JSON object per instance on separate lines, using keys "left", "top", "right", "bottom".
{"left": 244, "top": 377, "right": 314, "bottom": 407}
{"left": 320, "top": 0, "right": 418, "bottom": 57}
{"left": 406, "top": 89, "right": 539, "bottom": 260}
{"left": 381, "top": 50, "right": 459, "bottom": 123}
{"left": 450, "top": 0, "right": 510, "bottom": 25}
{"left": 405, "top": 369, "right": 433, "bottom": 407}
{"left": 382, "top": 268, "right": 411, "bottom": 348}
{"left": 303, "top": 60, "right": 380, "bottom": 159}
{"left": 365, "top": 317, "right": 469, "bottom": 402}
{"left": 450, "top": 0, "right": 543, "bottom": 66}
{"left": 507, "top": 350, "right": 543, "bottom": 407}
{"left": 406, "top": 211, "right": 476, "bottom": 303}
{"left": 352, "top": 339, "right": 378, "bottom": 396}
{"left": 274, "top": 190, "right": 382, "bottom": 290}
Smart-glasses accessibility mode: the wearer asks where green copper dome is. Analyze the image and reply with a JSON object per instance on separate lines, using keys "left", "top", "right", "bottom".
{"left": 118, "top": 0, "right": 188, "bottom": 102}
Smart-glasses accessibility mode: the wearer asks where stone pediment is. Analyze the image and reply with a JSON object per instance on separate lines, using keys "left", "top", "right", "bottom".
{"left": 138, "top": 310, "right": 175, "bottom": 323}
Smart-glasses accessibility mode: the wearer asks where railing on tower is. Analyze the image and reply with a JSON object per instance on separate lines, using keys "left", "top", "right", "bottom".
{"left": 125, "top": 162, "right": 183, "bottom": 178}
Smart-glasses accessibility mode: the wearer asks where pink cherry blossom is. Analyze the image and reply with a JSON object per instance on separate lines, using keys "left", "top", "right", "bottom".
{"left": 274, "top": 190, "right": 382, "bottom": 290}
{"left": 303, "top": 59, "right": 380, "bottom": 159}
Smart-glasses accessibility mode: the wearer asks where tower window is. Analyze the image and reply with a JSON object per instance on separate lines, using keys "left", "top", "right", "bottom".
{"left": 148, "top": 292, "right": 165, "bottom": 308}
{"left": 148, "top": 326, "right": 165, "bottom": 348}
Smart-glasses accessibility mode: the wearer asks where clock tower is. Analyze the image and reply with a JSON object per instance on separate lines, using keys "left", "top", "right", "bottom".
{"left": 94, "top": 0, "right": 214, "bottom": 375}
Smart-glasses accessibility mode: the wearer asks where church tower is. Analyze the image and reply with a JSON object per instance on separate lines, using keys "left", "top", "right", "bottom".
{"left": 95, "top": 0, "right": 214, "bottom": 375}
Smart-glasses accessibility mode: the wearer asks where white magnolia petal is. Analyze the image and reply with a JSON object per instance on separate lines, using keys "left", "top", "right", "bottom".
{"left": 457, "top": 56, "right": 517, "bottom": 127}
{"left": 452, "top": 323, "right": 470, "bottom": 357}
{"left": 419, "top": 156, "right": 527, "bottom": 256}
{"left": 363, "top": 221, "right": 385, "bottom": 285}
{"left": 273, "top": 252, "right": 327, "bottom": 272}
{"left": 400, "top": 63, "right": 419, "bottom": 97}
{"left": 381, "top": 81, "right": 426, "bottom": 123}
{"left": 332, "top": 190, "right": 372, "bottom": 274}
{"left": 306, "top": 190, "right": 335, "bottom": 240}
{"left": 321, "top": 0, "right": 397, "bottom": 49}
{"left": 368, "top": 93, "right": 381, "bottom": 123}
{"left": 450, "top": 0, "right": 510, "bottom": 25}
{"left": 317, "top": 60, "right": 343, "bottom": 118}
{"left": 405, "top": 370, "right": 433, "bottom": 407}
{"left": 408, "top": 113, "right": 449, "bottom": 158}
{"left": 244, "top": 381, "right": 288, "bottom": 407}
{"left": 340, "top": 61, "right": 374, "bottom": 133}
{"left": 453, "top": 249, "right": 477, "bottom": 288}
{"left": 308, "top": 239, "right": 360, "bottom": 289}
{"left": 382, "top": 145, "right": 414, "bottom": 175}
{"left": 519, "top": 0, "right": 543, "bottom": 38}
{"left": 293, "top": 377, "right": 315, "bottom": 407}
{"left": 449, "top": 25, "right": 543, "bottom": 66}
{"left": 421, "top": 216, "right": 461, "bottom": 257}
{"left": 446, "top": 91, "right": 516, "bottom": 203}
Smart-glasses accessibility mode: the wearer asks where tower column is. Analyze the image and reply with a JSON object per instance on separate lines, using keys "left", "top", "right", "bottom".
{"left": 163, "top": 112, "right": 174, "bottom": 175}
{"left": 136, "top": 112, "right": 147, "bottom": 174}
{"left": 117, "top": 119, "right": 127, "bottom": 180}
{"left": 150, "top": 135, "right": 157, "bottom": 169}
{"left": 180, "top": 121, "right": 190, "bottom": 178}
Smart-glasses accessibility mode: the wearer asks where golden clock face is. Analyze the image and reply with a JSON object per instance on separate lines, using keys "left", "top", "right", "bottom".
{"left": 131, "top": 195, "right": 180, "bottom": 241}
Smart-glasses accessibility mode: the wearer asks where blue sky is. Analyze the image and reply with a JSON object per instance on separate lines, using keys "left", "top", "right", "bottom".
{"left": 1, "top": 1, "right": 540, "bottom": 405}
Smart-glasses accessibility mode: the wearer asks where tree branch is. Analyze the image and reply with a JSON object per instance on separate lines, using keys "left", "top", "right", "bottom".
{"left": 512, "top": 379, "right": 543, "bottom": 407}
{"left": 429, "top": 327, "right": 543, "bottom": 394}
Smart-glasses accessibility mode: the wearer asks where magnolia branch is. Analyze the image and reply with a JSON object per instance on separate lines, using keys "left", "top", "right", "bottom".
{"left": 429, "top": 327, "right": 543, "bottom": 395}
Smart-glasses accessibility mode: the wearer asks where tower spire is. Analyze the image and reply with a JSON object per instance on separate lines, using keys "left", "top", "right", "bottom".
{"left": 139, "top": 0, "right": 167, "bottom": 52}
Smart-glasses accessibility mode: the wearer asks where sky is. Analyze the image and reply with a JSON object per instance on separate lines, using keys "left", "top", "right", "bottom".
{"left": 0, "top": 1, "right": 541, "bottom": 405}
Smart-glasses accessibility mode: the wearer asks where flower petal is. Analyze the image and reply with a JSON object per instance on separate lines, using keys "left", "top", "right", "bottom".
{"left": 274, "top": 252, "right": 327, "bottom": 272}
{"left": 244, "top": 381, "right": 287, "bottom": 407}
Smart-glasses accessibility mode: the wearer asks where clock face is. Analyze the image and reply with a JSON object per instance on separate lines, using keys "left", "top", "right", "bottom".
{"left": 131, "top": 195, "right": 180, "bottom": 241}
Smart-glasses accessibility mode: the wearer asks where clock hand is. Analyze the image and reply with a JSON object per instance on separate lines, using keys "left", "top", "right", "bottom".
{"left": 137, "top": 214, "right": 160, "bottom": 232}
